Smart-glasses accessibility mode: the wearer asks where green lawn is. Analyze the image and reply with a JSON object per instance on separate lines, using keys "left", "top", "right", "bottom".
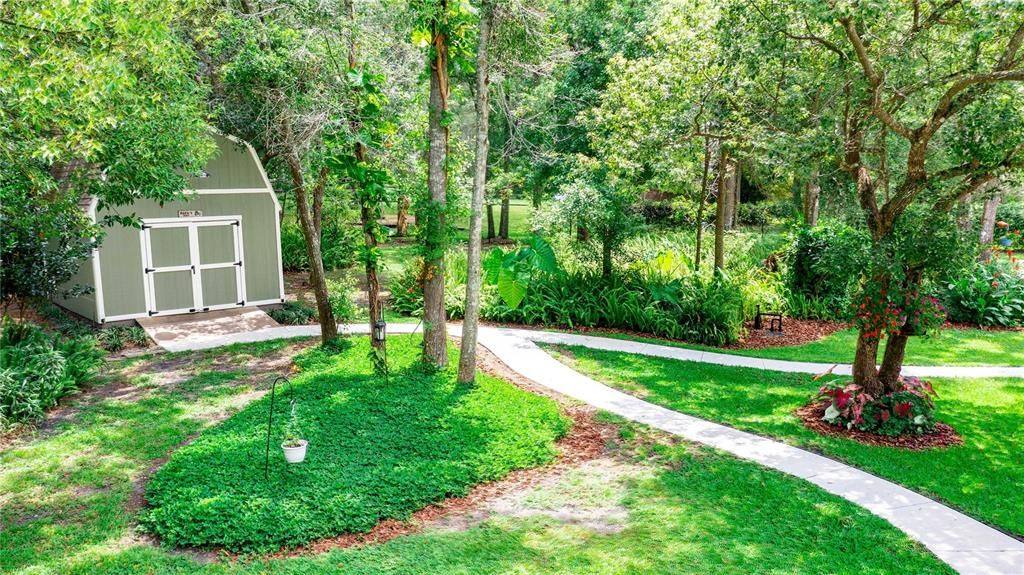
{"left": 453, "top": 198, "right": 535, "bottom": 242}
{"left": 0, "top": 335, "right": 954, "bottom": 574}
{"left": 583, "top": 327, "right": 1024, "bottom": 366}
{"left": 542, "top": 343, "right": 1024, "bottom": 536}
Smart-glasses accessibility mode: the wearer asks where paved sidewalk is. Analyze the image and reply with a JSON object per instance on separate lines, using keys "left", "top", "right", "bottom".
{"left": 155, "top": 321, "right": 1022, "bottom": 574}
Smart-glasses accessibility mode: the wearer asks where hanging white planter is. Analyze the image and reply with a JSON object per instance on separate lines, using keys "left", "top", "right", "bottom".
{"left": 281, "top": 440, "right": 308, "bottom": 463}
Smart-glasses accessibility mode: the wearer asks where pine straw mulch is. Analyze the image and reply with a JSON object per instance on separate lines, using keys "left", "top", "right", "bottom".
{"left": 265, "top": 343, "right": 616, "bottom": 558}
{"left": 795, "top": 401, "right": 963, "bottom": 450}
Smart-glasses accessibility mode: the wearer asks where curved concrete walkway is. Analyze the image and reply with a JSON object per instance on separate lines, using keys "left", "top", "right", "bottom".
{"left": 158, "top": 321, "right": 1022, "bottom": 574}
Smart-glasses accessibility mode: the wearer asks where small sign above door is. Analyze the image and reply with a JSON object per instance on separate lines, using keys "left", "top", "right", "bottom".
{"left": 178, "top": 210, "right": 203, "bottom": 218}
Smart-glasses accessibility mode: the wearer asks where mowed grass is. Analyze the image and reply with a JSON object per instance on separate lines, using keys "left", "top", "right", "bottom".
{"left": 1, "top": 373, "right": 953, "bottom": 575}
{"left": 542, "top": 343, "right": 1024, "bottom": 536}
{"left": 0, "top": 335, "right": 954, "bottom": 574}
{"left": 586, "top": 327, "right": 1024, "bottom": 366}
{"left": 141, "top": 336, "right": 570, "bottom": 552}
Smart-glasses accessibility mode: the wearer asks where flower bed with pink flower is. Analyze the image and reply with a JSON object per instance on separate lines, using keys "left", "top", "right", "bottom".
{"left": 815, "top": 376, "right": 939, "bottom": 437}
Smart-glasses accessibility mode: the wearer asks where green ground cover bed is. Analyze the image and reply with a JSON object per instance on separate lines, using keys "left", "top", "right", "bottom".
{"left": 585, "top": 327, "right": 1024, "bottom": 366}
{"left": 542, "top": 344, "right": 1024, "bottom": 537}
{"left": 140, "top": 336, "right": 569, "bottom": 552}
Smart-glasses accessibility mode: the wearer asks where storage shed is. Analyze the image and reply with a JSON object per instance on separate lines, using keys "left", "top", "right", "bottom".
{"left": 57, "top": 132, "right": 285, "bottom": 323}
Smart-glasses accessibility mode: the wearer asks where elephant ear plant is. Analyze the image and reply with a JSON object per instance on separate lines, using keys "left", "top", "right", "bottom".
{"left": 281, "top": 402, "right": 308, "bottom": 464}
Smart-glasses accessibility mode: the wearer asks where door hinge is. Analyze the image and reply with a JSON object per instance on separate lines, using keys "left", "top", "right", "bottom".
{"left": 144, "top": 267, "right": 154, "bottom": 273}
{"left": 148, "top": 310, "right": 156, "bottom": 316}
{"left": 237, "top": 300, "right": 245, "bottom": 306}
{"left": 234, "top": 260, "right": 243, "bottom": 267}
{"left": 189, "top": 308, "right": 196, "bottom": 313}
{"left": 202, "top": 307, "right": 210, "bottom": 312}
{"left": 232, "top": 221, "right": 240, "bottom": 227}
{"left": 191, "top": 265, "right": 196, "bottom": 275}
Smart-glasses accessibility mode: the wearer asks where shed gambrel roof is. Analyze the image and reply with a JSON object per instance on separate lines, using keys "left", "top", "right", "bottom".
{"left": 76, "top": 130, "right": 272, "bottom": 220}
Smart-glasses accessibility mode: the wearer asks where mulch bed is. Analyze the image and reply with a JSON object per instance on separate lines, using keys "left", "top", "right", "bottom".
{"left": 796, "top": 401, "right": 963, "bottom": 450}
{"left": 724, "top": 319, "right": 849, "bottom": 350}
{"left": 945, "top": 321, "right": 1024, "bottom": 332}
{"left": 476, "top": 318, "right": 850, "bottom": 351}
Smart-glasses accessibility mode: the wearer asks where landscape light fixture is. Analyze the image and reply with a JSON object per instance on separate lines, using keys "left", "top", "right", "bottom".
{"left": 373, "top": 319, "right": 390, "bottom": 384}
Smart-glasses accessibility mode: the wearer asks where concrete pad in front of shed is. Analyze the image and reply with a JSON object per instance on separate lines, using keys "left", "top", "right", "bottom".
{"left": 137, "top": 308, "right": 279, "bottom": 350}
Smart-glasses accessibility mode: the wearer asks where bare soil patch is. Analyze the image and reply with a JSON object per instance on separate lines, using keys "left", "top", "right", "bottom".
{"left": 796, "top": 401, "right": 963, "bottom": 449}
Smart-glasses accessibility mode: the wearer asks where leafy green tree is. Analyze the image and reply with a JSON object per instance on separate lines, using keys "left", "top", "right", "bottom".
{"left": 1, "top": 0, "right": 212, "bottom": 309}
{"left": 538, "top": 156, "right": 642, "bottom": 277}
{"left": 197, "top": 0, "right": 357, "bottom": 344}
{"left": 749, "top": 1, "right": 1024, "bottom": 393}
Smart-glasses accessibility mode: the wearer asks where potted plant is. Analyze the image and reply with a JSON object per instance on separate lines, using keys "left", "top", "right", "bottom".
{"left": 281, "top": 403, "right": 307, "bottom": 464}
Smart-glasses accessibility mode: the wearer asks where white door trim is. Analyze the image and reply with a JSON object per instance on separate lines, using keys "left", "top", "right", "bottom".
{"left": 140, "top": 216, "right": 245, "bottom": 317}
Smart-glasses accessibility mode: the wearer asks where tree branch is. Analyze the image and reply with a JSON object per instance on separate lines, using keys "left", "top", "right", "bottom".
{"left": 840, "top": 18, "right": 914, "bottom": 139}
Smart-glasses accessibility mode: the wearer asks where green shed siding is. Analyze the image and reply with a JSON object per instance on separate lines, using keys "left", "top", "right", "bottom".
{"left": 95, "top": 193, "right": 282, "bottom": 319}
{"left": 188, "top": 133, "right": 268, "bottom": 190}
{"left": 97, "top": 219, "right": 148, "bottom": 318}
{"left": 56, "top": 252, "right": 98, "bottom": 322}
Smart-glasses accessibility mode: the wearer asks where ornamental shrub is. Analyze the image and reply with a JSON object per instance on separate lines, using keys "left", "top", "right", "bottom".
{"left": 280, "top": 223, "right": 357, "bottom": 272}
{"left": 393, "top": 254, "right": 746, "bottom": 346}
{"left": 785, "top": 223, "right": 870, "bottom": 318}
{"left": 940, "top": 260, "right": 1024, "bottom": 327}
{"left": 0, "top": 320, "right": 103, "bottom": 430}
{"left": 817, "top": 376, "right": 938, "bottom": 436}
{"left": 482, "top": 272, "right": 745, "bottom": 346}
{"left": 268, "top": 301, "right": 316, "bottom": 325}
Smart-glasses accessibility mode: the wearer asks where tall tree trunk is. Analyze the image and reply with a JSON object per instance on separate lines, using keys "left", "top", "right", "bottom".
{"left": 694, "top": 135, "right": 711, "bottom": 271}
{"left": 721, "top": 159, "right": 737, "bottom": 231}
{"left": 422, "top": 8, "right": 450, "bottom": 368}
{"left": 878, "top": 269, "right": 923, "bottom": 389}
{"left": 286, "top": 154, "right": 338, "bottom": 344}
{"left": 486, "top": 203, "right": 495, "bottom": 240}
{"left": 804, "top": 168, "right": 820, "bottom": 227}
{"left": 853, "top": 334, "right": 882, "bottom": 396}
{"left": 601, "top": 231, "right": 613, "bottom": 278}
{"left": 458, "top": 4, "right": 493, "bottom": 385}
{"left": 346, "top": 0, "right": 383, "bottom": 354}
{"left": 731, "top": 159, "right": 741, "bottom": 228}
{"left": 714, "top": 144, "right": 726, "bottom": 271}
{"left": 978, "top": 192, "right": 1002, "bottom": 262}
{"left": 396, "top": 195, "right": 410, "bottom": 236}
{"left": 499, "top": 194, "right": 510, "bottom": 239}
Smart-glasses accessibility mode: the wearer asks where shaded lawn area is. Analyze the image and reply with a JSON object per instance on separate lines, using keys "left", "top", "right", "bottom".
{"left": 585, "top": 327, "right": 1024, "bottom": 366}
{"left": 140, "top": 336, "right": 569, "bottom": 552}
{"left": 542, "top": 343, "right": 1024, "bottom": 537}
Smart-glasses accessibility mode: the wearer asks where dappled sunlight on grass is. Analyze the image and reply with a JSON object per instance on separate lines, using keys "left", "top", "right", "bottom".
{"left": 547, "top": 343, "right": 1024, "bottom": 537}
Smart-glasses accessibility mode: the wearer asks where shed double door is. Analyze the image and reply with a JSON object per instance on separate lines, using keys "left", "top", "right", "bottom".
{"left": 141, "top": 217, "right": 247, "bottom": 316}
